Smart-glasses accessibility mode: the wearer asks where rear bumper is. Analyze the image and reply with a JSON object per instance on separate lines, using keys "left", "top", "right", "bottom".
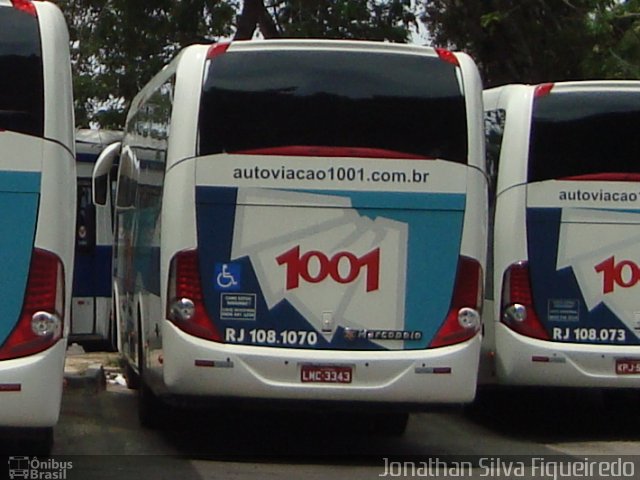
{"left": 162, "top": 321, "right": 481, "bottom": 405}
{"left": 496, "top": 323, "right": 640, "bottom": 388}
{"left": 0, "top": 340, "right": 66, "bottom": 427}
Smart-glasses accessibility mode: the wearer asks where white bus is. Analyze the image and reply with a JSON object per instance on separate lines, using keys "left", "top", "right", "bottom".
{"left": 0, "top": 0, "right": 75, "bottom": 451}
{"left": 72, "top": 129, "right": 122, "bottom": 351}
{"left": 482, "top": 81, "right": 640, "bottom": 389}
{"left": 94, "top": 40, "right": 487, "bottom": 432}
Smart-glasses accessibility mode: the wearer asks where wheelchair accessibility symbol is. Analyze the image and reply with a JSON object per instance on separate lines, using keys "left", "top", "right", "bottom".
{"left": 214, "top": 263, "right": 242, "bottom": 291}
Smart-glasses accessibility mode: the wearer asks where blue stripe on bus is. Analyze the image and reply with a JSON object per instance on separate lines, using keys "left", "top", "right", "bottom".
{"left": 72, "top": 246, "right": 113, "bottom": 297}
{"left": 0, "top": 182, "right": 40, "bottom": 346}
{"left": 0, "top": 171, "right": 41, "bottom": 193}
{"left": 291, "top": 189, "right": 466, "bottom": 211}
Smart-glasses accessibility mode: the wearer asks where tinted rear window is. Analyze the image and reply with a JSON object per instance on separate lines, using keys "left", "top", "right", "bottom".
{"left": 199, "top": 49, "right": 468, "bottom": 163}
{"left": 529, "top": 90, "right": 640, "bottom": 182}
{"left": 0, "top": 6, "right": 44, "bottom": 137}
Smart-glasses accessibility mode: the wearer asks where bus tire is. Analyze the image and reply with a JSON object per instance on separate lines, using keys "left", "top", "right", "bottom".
{"left": 123, "top": 360, "right": 140, "bottom": 390}
{"left": 138, "top": 382, "right": 164, "bottom": 429}
{"left": 105, "top": 305, "right": 118, "bottom": 352}
{"left": 137, "top": 313, "right": 164, "bottom": 429}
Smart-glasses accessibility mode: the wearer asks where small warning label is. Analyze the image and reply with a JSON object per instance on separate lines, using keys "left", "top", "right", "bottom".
{"left": 220, "top": 293, "right": 257, "bottom": 321}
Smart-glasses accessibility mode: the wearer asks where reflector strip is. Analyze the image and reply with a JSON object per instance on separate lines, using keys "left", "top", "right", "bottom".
{"left": 0, "top": 383, "right": 22, "bottom": 392}
{"left": 531, "top": 356, "right": 566, "bottom": 363}
{"left": 230, "top": 145, "right": 432, "bottom": 160}
{"left": 415, "top": 366, "right": 452, "bottom": 374}
{"left": 194, "top": 359, "right": 234, "bottom": 368}
{"left": 531, "top": 356, "right": 550, "bottom": 363}
{"left": 194, "top": 359, "right": 215, "bottom": 367}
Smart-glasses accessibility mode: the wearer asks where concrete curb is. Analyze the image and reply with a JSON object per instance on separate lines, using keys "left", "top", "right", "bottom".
{"left": 64, "top": 363, "right": 107, "bottom": 393}
{"left": 64, "top": 345, "right": 119, "bottom": 393}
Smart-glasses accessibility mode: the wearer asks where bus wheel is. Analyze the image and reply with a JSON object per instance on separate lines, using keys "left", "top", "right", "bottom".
{"left": 138, "top": 382, "right": 164, "bottom": 429}
{"left": 123, "top": 360, "right": 140, "bottom": 390}
{"left": 106, "top": 304, "right": 118, "bottom": 352}
{"left": 137, "top": 315, "right": 164, "bottom": 429}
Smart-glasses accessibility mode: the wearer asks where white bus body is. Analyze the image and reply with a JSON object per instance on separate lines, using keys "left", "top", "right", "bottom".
{"left": 71, "top": 129, "right": 122, "bottom": 351}
{"left": 95, "top": 40, "right": 487, "bottom": 427}
{"left": 0, "top": 0, "right": 75, "bottom": 441}
{"left": 483, "top": 81, "right": 640, "bottom": 387}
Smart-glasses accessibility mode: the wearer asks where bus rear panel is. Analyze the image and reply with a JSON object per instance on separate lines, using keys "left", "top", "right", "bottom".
{"left": 486, "top": 82, "right": 640, "bottom": 387}
{"left": 158, "top": 42, "right": 487, "bottom": 405}
{"left": 0, "top": 0, "right": 75, "bottom": 433}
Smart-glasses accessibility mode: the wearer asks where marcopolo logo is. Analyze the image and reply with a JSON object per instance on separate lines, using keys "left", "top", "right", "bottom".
{"left": 276, "top": 246, "right": 380, "bottom": 292}
{"left": 8, "top": 457, "right": 72, "bottom": 480}
{"left": 595, "top": 256, "right": 640, "bottom": 294}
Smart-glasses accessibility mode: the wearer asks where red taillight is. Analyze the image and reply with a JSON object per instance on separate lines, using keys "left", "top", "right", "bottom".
{"left": 207, "top": 42, "right": 230, "bottom": 60}
{"left": 500, "top": 262, "right": 549, "bottom": 340}
{"left": 0, "top": 249, "right": 64, "bottom": 361}
{"left": 10, "top": 0, "right": 37, "bottom": 16}
{"left": 430, "top": 256, "right": 483, "bottom": 348}
{"left": 534, "top": 83, "right": 554, "bottom": 98}
{"left": 435, "top": 48, "right": 459, "bottom": 66}
{"left": 167, "top": 250, "right": 221, "bottom": 342}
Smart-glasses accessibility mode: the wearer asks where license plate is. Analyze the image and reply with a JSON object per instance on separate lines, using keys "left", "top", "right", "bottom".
{"left": 300, "top": 365, "right": 352, "bottom": 384}
{"left": 615, "top": 359, "right": 640, "bottom": 375}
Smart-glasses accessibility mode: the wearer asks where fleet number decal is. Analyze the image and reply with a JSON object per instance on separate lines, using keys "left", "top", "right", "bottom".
{"left": 276, "top": 246, "right": 380, "bottom": 292}
{"left": 225, "top": 327, "right": 319, "bottom": 346}
{"left": 553, "top": 327, "right": 626, "bottom": 343}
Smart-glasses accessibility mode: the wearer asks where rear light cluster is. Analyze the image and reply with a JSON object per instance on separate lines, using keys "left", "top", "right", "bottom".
{"left": 430, "top": 256, "right": 483, "bottom": 348}
{"left": 0, "top": 249, "right": 64, "bottom": 361}
{"left": 11, "top": 0, "right": 38, "bottom": 17}
{"left": 500, "top": 262, "right": 549, "bottom": 340}
{"left": 435, "top": 48, "right": 459, "bottom": 66}
{"left": 534, "top": 82, "right": 555, "bottom": 98}
{"left": 167, "top": 250, "right": 221, "bottom": 342}
{"left": 206, "top": 42, "right": 230, "bottom": 60}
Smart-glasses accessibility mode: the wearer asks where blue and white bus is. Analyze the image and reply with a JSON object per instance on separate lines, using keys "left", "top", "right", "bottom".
{"left": 0, "top": 0, "right": 75, "bottom": 450}
{"left": 482, "top": 81, "right": 640, "bottom": 389}
{"left": 72, "top": 129, "right": 121, "bottom": 351}
{"left": 94, "top": 40, "right": 487, "bottom": 432}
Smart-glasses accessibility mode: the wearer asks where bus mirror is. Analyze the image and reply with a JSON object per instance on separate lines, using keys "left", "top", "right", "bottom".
{"left": 92, "top": 142, "right": 121, "bottom": 206}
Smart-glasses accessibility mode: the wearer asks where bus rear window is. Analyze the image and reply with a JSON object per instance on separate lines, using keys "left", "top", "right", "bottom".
{"left": 529, "top": 90, "right": 640, "bottom": 182}
{"left": 0, "top": 6, "right": 44, "bottom": 137}
{"left": 199, "top": 49, "right": 468, "bottom": 163}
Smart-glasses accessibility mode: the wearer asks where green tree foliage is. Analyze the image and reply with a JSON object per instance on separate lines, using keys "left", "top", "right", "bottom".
{"left": 422, "top": 0, "right": 640, "bottom": 86}
{"left": 59, "top": 0, "right": 639, "bottom": 127}
{"left": 58, "top": 0, "right": 237, "bottom": 128}
{"left": 266, "top": 0, "right": 414, "bottom": 41}
{"left": 585, "top": 0, "right": 640, "bottom": 78}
